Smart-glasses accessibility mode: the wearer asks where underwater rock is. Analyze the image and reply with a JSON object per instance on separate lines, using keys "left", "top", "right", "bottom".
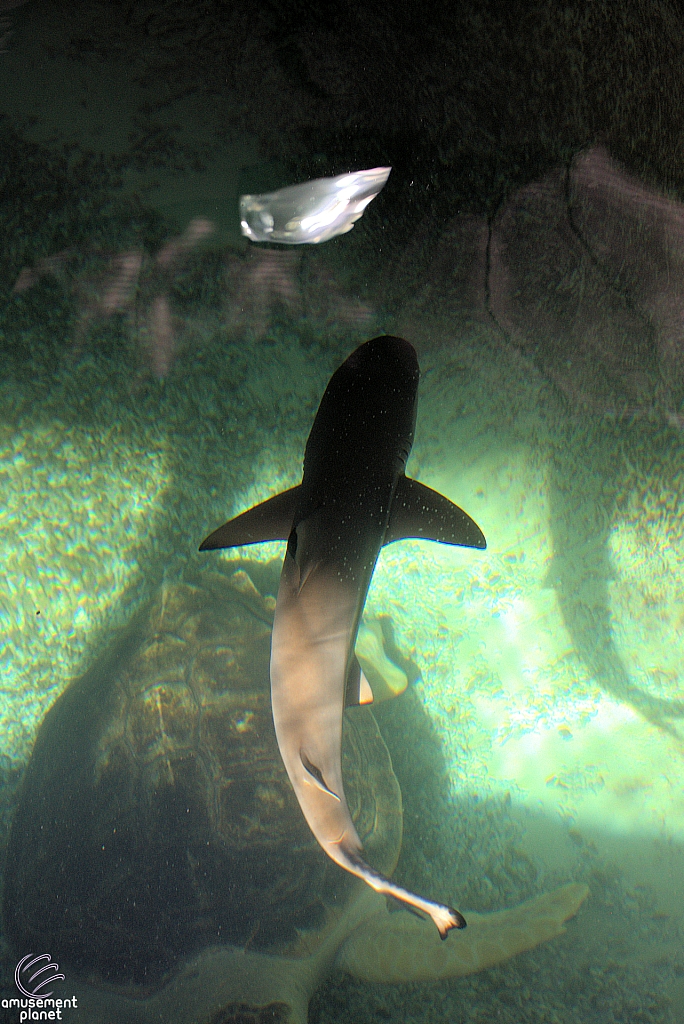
{"left": 488, "top": 147, "right": 680, "bottom": 416}
{"left": 397, "top": 146, "right": 684, "bottom": 422}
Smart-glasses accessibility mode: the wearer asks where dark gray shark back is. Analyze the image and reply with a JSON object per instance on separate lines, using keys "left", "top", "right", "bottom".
{"left": 302, "top": 335, "right": 419, "bottom": 490}
{"left": 290, "top": 336, "right": 420, "bottom": 580}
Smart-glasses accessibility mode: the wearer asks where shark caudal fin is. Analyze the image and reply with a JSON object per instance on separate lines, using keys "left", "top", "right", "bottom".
{"left": 199, "top": 486, "right": 301, "bottom": 551}
{"left": 385, "top": 476, "right": 486, "bottom": 549}
{"left": 341, "top": 847, "right": 466, "bottom": 940}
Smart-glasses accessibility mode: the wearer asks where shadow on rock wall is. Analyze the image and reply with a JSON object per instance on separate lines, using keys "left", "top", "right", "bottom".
{"left": 489, "top": 146, "right": 684, "bottom": 420}
{"left": 390, "top": 146, "right": 684, "bottom": 739}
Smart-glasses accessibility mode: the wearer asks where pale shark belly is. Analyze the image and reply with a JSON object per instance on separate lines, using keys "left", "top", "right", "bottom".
{"left": 270, "top": 552, "right": 363, "bottom": 854}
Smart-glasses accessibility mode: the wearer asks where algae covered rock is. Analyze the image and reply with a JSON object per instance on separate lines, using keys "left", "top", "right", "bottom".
{"left": 3, "top": 563, "right": 401, "bottom": 991}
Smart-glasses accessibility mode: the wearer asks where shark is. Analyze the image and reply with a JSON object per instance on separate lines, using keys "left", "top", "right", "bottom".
{"left": 200, "top": 335, "right": 486, "bottom": 938}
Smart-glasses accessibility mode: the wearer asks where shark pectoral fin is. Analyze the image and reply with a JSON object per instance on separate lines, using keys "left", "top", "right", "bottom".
{"left": 199, "top": 485, "right": 301, "bottom": 551}
{"left": 385, "top": 475, "right": 486, "bottom": 550}
{"left": 300, "top": 752, "right": 341, "bottom": 801}
{"left": 345, "top": 656, "right": 374, "bottom": 706}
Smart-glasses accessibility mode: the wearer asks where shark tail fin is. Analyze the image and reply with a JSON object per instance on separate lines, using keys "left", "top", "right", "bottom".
{"left": 340, "top": 846, "right": 466, "bottom": 939}
{"left": 200, "top": 485, "right": 301, "bottom": 551}
{"left": 385, "top": 476, "right": 486, "bottom": 550}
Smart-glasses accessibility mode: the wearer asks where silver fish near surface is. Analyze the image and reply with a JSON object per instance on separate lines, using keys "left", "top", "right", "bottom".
{"left": 239, "top": 167, "right": 391, "bottom": 244}
{"left": 200, "top": 336, "right": 486, "bottom": 938}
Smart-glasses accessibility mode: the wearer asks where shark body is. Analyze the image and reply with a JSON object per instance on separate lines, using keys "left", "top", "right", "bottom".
{"left": 201, "top": 336, "right": 486, "bottom": 938}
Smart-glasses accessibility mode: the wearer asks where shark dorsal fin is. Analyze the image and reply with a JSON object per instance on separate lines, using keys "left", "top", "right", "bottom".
{"left": 385, "top": 476, "right": 486, "bottom": 550}
{"left": 199, "top": 485, "right": 301, "bottom": 551}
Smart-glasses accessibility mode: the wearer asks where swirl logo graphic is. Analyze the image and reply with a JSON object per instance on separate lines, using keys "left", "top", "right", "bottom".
{"left": 15, "top": 954, "right": 65, "bottom": 998}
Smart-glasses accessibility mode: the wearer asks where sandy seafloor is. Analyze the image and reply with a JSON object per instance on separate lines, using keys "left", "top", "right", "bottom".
{"left": 0, "top": 2, "right": 684, "bottom": 1022}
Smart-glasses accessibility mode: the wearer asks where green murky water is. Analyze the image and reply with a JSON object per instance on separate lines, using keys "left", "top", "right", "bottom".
{"left": 1, "top": 2, "right": 683, "bottom": 1021}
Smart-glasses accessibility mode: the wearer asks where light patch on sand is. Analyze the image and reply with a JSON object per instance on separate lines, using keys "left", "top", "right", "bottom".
{"left": 608, "top": 506, "right": 684, "bottom": 703}
{"left": 494, "top": 698, "right": 684, "bottom": 836}
{"left": 0, "top": 420, "right": 170, "bottom": 763}
{"left": 366, "top": 441, "right": 684, "bottom": 843}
